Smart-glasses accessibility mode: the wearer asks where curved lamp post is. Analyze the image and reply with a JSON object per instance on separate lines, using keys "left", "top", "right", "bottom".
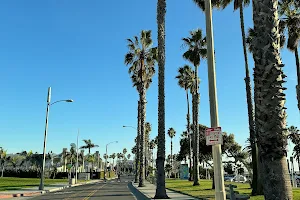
{"left": 39, "top": 87, "right": 73, "bottom": 190}
{"left": 104, "top": 141, "right": 118, "bottom": 181}
{"left": 122, "top": 125, "right": 137, "bottom": 130}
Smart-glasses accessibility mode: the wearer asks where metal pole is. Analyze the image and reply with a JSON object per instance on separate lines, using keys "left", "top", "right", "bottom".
{"left": 76, "top": 129, "right": 79, "bottom": 184}
{"left": 104, "top": 144, "right": 108, "bottom": 181}
{"left": 39, "top": 87, "right": 51, "bottom": 190}
{"left": 204, "top": 0, "right": 225, "bottom": 199}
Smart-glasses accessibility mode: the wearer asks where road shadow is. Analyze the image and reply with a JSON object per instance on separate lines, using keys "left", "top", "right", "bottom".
{"left": 128, "top": 182, "right": 150, "bottom": 200}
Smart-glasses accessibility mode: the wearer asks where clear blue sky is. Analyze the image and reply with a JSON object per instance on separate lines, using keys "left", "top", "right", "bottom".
{"left": 0, "top": 1, "right": 298, "bottom": 161}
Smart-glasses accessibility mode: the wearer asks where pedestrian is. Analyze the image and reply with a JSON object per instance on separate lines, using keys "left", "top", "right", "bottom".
{"left": 117, "top": 171, "right": 121, "bottom": 182}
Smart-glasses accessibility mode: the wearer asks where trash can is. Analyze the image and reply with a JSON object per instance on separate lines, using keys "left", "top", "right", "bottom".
{"left": 69, "top": 178, "right": 75, "bottom": 185}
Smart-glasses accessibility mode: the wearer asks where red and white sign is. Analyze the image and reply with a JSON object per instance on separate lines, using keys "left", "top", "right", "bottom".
{"left": 205, "top": 127, "right": 223, "bottom": 145}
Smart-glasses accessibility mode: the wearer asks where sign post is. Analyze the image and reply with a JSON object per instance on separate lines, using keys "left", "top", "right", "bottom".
{"left": 205, "top": 127, "right": 223, "bottom": 146}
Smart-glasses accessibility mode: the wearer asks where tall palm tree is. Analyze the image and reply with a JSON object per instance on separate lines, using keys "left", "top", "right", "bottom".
{"left": 80, "top": 139, "right": 99, "bottom": 154}
{"left": 182, "top": 29, "right": 207, "bottom": 186}
{"left": 175, "top": 65, "right": 196, "bottom": 181}
{"left": 145, "top": 122, "right": 152, "bottom": 175}
{"left": 149, "top": 139, "right": 156, "bottom": 172}
{"left": 125, "top": 30, "right": 157, "bottom": 187}
{"left": 220, "top": 0, "right": 261, "bottom": 195}
{"left": 167, "top": 128, "right": 176, "bottom": 169}
{"left": 251, "top": 0, "right": 293, "bottom": 198}
{"left": 288, "top": 126, "right": 300, "bottom": 170}
{"left": 155, "top": 0, "right": 168, "bottom": 198}
{"left": 279, "top": 0, "right": 300, "bottom": 111}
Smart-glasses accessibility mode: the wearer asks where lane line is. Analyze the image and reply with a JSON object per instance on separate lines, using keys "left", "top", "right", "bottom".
{"left": 82, "top": 184, "right": 106, "bottom": 200}
{"left": 63, "top": 184, "right": 98, "bottom": 200}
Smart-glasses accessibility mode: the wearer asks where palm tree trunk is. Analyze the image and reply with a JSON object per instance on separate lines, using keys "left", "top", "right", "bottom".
{"left": 135, "top": 101, "right": 141, "bottom": 183}
{"left": 239, "top": 3, "right": 262, "bottom": 195}
{"left": 154, "top": 0, "right": 168, "bottom": 198}
{"left": 1, "top": 166, "right": 4, "bottom": 177}
{"left": 139, "top": 58, "right": 146, "bottom": 187}
{"left": 295, "top": 48, "right": 300, "bottom": 111}
{"left": 252, "top": 0, "right": 293, "bottom": 199}
{"left": 192, "top": 66, "right": 200, "bottom": 186}
{"left": 171, "top": 138, "right": 173, "bottom": 172}
{"left": 186, "top": 90, "right": 193, "bottom": 181}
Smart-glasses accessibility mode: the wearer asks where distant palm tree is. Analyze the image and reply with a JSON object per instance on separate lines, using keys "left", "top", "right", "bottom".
{"left": 110, "top": 153, "right": 116, "bottom": 169}
{"left": 279, "top": 0, "right": 300, "bottom": 111}
{"left": 80, "top": 139, "right": 99, "bottom": 154}
{"left": 149, "top": 140, "right": 156, "bottom": 171}
{"left": 145, "top": 122, "right": 152, "bottom": 174}
{"left": 127, "top": 154, "right": 131, "bottom": 160}
{"left": 167, "top": 128, "right": 176, "bottom": 169}
{"left": 182, "top": 29, "right": 207, "bottom": 186}
{"left": 125, "top": 30, "right": 157, "bottom": 187}
{"left": 175, "top": 65, "right": 196, "bottom": 181}
{"left": 0, "top": 148, "right": 8, "bottom": 177}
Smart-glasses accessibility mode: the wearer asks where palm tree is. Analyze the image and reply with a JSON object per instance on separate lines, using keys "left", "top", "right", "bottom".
{"left": 288, "top": 126, "right": 300, "bottom": 170}
{"left": 167, "top": 128, "right": 176, "bottom": 170}
{"left": 182, "top": 29, "right": 207, "bottom": 186}
{"left": 0, "top": 148, "right": 7, "bottom": 177}
{"left": 155, "top": 0, "right": 168, "bottom": 198}
{"left": 279, "top": 0, "right": 300, "bottom": 111}
{"left": 145, "top": 122, "right": 152, "bottom": 175}
{"left": 125, "top": 30, "right": 157, "bottom": 187}
{"left": 149, "top": 139, "right": 156, "bottom": 173}
{"left": 176, "top": 65, "right": 196, "bottom": 181}
{"left": 110, "top": 153, "right": 116, "bottom": 169}
{"left": 251, "top": 0, "right": 293, "bottom": 198}
{"left": 220, "top": 0, "right": 261, "bottom": 195}
{"left": 192, "top": 0, "right": 222, "bottom": 10}
{"left": 80, "top": 139, "right": 99, "bottom": 154}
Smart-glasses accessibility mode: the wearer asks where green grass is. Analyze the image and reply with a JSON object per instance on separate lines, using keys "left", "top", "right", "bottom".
{"left": 166, "top": 179, "right": 300, "bottom": 200}
{"left": 0, "top": 177, "right": 69, "bottom": 191}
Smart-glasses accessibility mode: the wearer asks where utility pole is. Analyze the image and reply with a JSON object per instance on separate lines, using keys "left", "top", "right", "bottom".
{"left": 205, "top": 0, "right": 225, "bottom": 199}
{"left": 75, "top": 129, "right": 79, "bottom": 184}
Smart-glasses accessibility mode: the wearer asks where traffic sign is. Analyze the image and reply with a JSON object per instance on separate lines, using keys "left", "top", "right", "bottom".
{"left": 205, "top": 127, "right": 223, "bottom": 145}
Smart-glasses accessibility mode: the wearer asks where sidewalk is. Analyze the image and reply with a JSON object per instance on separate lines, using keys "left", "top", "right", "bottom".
{"left": 0, "top": 179, "right": 107, "bottom": 199}
{"left": 131, "top": 181, "right": 198, "bottom": 200}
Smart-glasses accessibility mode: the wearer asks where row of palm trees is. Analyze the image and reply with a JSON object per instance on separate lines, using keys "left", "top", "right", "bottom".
{"left": 125, "top": 0, "right": 299, "bottom": 199}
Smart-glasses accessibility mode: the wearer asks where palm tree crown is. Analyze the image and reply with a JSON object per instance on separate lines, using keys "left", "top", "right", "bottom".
{"left": 80, "top": 139, "right": 99, "bottom": 154}
{"left": 182, "top": 29, "right": 207, "bottom": 68}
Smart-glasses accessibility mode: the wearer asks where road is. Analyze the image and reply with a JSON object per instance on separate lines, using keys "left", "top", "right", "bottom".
{"left": 26, "top": 176, "right": 139, "bottom": 200}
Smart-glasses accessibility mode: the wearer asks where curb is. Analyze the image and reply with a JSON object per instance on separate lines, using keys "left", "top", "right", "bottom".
{"left": 0, "top": 180, "right": 102, "bottom": 199}
{"left": 128, "top": 181, "right": 151, "bottom": 200}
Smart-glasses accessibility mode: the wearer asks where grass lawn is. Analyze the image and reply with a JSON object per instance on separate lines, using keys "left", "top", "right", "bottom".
{"left": 0, "top": 177, "right": 72, "bottom": 191}
{"left": 166, "top": 179, "right": 300, "bottom": 200}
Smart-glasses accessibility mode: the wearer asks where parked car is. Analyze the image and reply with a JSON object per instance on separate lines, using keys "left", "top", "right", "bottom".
{"left": 224, "top": 175, "right": 235, "bottom": 182}
{"left": 233, "top": 175, "right": 247, "bottom": 183}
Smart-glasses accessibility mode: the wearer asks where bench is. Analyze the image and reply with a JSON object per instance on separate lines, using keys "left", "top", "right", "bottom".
{"left": 225, "top": 184, "right": 250, "bottom": 200}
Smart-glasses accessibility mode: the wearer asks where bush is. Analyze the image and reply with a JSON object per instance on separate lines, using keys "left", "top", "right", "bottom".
{"left": 2, "top": 169, "right": 40, "bottom": 178}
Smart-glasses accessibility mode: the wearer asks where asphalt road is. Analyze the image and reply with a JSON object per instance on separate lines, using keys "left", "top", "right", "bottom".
{"left": 28, "top": 176, "right": 138, "bottom": 200}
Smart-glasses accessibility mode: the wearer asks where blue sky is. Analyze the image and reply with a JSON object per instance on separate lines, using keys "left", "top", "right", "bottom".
{"left": 0, "top": 1, "right": 298, "bottom": 162}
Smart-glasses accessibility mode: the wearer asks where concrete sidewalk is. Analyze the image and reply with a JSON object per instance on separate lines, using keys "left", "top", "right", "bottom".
{"left": 132, "top": 181, "right": 198, "bottom": 200}
{"left": 0, "top": 179, "right": 108, "bottom": 199}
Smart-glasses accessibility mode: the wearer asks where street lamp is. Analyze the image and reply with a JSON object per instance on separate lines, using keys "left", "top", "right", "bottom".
{"left": 122, "top": 125, "right": 137, "bottom": 130}
{"left": 104, "top": 141, "right": 118, "bottom": 181}
{"left": 39, "top": 87, "right": 73, "bottom": 190}
{"left": 205, "top": 0, "right": 226, "bottom": 199}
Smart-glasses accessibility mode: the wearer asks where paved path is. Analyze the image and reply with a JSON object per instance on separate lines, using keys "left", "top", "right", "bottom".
{"left": 28, "top": 176, "right": 137, "bottom": 200}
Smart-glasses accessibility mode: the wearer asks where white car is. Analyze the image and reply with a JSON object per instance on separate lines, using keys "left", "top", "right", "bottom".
{"left": 231, "top": 175, "right": 247, "bottom": 183}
